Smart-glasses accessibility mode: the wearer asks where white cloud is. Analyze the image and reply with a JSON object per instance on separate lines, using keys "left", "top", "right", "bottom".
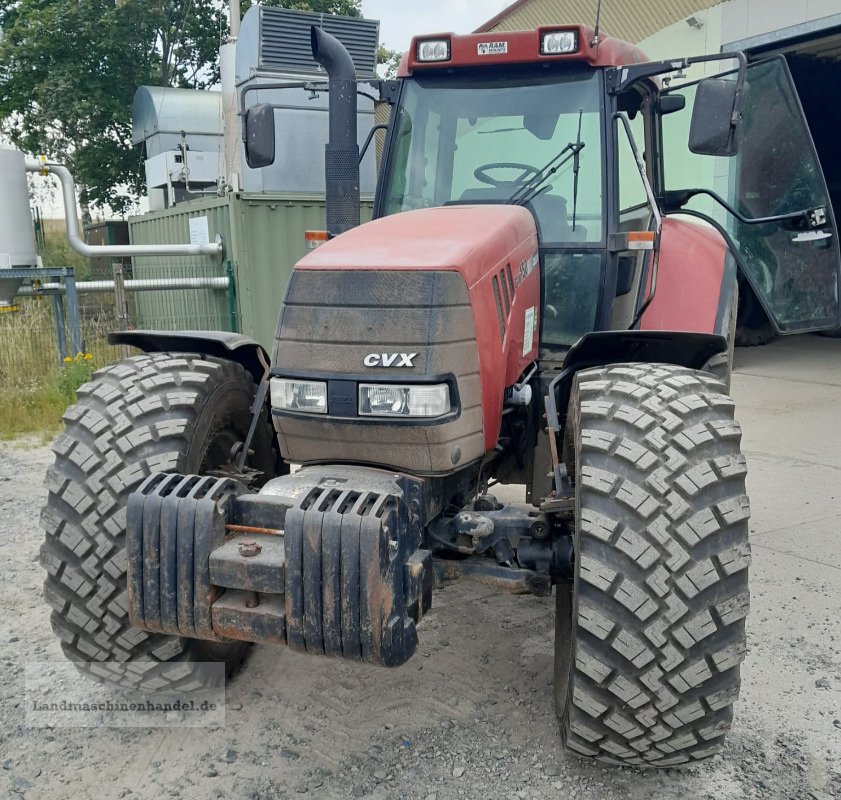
{"left": 362, "top": 0, "right": 513, "bottom": 50}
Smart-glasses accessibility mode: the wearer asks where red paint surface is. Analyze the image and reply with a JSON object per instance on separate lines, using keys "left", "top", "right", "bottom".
{"left": 296, "top": 206, "right": 541, "bottom": 450}
{"left": 399, "top": 26, "right": 648, "bottom": 76}
{"left": 640, "top": 218, "right": 727, "bottom": 334}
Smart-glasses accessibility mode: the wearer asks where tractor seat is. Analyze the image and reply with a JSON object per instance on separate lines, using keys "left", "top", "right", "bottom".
{"left": 458, "top": 186, "right": 586, "bottom": 243}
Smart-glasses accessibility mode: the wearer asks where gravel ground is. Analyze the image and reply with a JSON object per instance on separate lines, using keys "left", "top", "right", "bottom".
{"left": 1, "top": 336, "right": 840, "bottom": 800}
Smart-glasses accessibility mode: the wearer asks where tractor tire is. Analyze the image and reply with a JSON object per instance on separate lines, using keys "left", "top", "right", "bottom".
{"left": 735, "top": 281, "right": 776, "bottom": 348}
{"left": 703, "top": 281, "right": 738, "bottom": 392}
{"left": 40, "top": 353, "right": 279, "bottom": 692}
{"left": 555, "top": 363, "right": 750, "bottom": 767}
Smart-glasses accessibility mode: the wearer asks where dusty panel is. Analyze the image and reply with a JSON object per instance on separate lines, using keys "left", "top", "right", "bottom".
{"left": 272, "top": 270, "right": 485, "bottom": 474}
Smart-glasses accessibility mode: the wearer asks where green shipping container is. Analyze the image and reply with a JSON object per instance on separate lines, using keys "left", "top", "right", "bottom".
{"left": 128, "top": 193, "right": 374, "bottom": 349}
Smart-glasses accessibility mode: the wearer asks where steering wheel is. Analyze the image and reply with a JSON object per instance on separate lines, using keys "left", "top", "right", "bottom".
{"left": 474, "top": 162, "right": 540, "bottom": 189}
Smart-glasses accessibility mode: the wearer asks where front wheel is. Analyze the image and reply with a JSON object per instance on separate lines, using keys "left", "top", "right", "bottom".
{"left": 40, "top": 353, "right": 280, "bottom": 691}
{"left": 554, "top": 363, "right": 751, "bottom": 767}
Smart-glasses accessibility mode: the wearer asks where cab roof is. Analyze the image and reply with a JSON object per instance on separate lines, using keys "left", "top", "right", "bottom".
{"left": 398, "top": 26, "right": 649, "bottom": 77}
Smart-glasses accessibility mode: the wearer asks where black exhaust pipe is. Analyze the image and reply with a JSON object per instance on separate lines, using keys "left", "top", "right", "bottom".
{"left": 311, "top": 26, "right": 360, "bottom": 237}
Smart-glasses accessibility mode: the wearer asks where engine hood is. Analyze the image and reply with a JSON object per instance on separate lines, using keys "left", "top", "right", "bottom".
{"left": 296, "top": 205, "right": 538, "bottom": 287}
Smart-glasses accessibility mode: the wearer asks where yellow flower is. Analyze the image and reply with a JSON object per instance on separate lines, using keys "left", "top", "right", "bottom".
{"left": 84, "top": 354, "right": 93, "bottom": 361}
{"left": 63, "top": 357, "right": 72, "bottom": 363}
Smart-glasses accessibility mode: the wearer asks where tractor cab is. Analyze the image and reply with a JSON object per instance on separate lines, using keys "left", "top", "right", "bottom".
{"left": 372, "top": 27, "right": 841, "bottom": 350}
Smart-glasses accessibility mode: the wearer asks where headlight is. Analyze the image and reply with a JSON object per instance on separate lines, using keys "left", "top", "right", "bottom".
{"left": 541, "top": 31, "right": 578, "bottom": 55}
{"left": 359, "top": 383, "right": 451, "bottom": 419}
{"left": 417, "top": 39, "right": 451, "bottom": 63}
{"left": 271, "top": 378, "right": 327, "bottom": 414}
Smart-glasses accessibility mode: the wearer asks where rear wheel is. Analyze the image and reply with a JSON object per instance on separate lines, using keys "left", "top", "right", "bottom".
{"left": 554, "top": 363, "right": 750, "bottom": 766}
{"left": 40, "top": 353, "right": 279, "bottom": 691}
{"left": 703, "top": 281, "right": 738, "bottom": 392}
{"left": 735, "top": 280, "right": 776, "bottom": 348}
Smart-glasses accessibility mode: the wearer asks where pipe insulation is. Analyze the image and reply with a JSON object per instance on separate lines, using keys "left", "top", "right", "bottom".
{"left": 24, "top": 157, "right": 225, "bottom": 258}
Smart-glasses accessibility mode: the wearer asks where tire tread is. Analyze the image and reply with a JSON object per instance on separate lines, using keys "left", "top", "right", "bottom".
{"left": 559, "top": 363, "right": 750, "bottom": 767}
{"left": 40, "top": 353, "right": 263, "bottom": 691}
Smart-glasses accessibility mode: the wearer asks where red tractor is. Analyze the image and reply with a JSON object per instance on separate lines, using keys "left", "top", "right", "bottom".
{"left": 42, "top": 24, "right": 840, "bottom": 767}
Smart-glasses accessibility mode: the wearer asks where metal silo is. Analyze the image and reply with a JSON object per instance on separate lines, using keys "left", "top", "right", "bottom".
{"left": 0, "top": 147, "right": 38, "bottom": 309}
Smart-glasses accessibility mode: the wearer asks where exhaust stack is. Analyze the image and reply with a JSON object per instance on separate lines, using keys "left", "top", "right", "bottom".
{"left": 311, "top": 26, "right": 360, "bottom": 237}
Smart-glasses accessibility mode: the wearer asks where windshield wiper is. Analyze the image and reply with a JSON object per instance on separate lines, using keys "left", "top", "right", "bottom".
{"left": 508, "top": 110, "right": 585, "bottom": 225}
{"left": 571, "top": 110, "right": 584, "bottom": 231}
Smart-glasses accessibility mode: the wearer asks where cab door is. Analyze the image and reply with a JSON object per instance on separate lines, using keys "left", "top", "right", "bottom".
{"left": 660, "top": 56, "right": 841, "bottom": 333}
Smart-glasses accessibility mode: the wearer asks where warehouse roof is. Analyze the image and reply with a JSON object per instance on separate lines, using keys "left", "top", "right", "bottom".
{"left": 477, "top": 0, "right": 723, "bottom": 44}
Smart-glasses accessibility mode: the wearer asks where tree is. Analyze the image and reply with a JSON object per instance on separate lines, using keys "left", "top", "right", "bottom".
{"left": 377, "top": 45, "right": 403, "bottom": 79}
{"left": 0, "top": 0, "right": 362, "bottom": 213}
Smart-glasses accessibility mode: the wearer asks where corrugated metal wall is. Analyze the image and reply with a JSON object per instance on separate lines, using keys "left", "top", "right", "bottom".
{"left": 129, "top": 196, "right": 234, "bottom": 332}
{"left": 128, "top": 194, "right": 374, "bottom": 349}
{"left": 482, "top": 0, "right": 723, "bottom": 44}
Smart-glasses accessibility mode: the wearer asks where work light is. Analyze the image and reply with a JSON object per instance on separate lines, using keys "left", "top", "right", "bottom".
{"left": 541, "top": 31, "right": 578, "bottom": 55}
{"left": 271, "top": 378, "right": 328, "bottom": 414}
{"left": 359, "top": 383, "right": 451, "bottom": 419}
{"left": 417, "top": 39, "right": 451, "bottom": 63}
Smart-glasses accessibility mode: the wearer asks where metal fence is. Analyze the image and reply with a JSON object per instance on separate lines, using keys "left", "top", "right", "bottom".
{"left": 0, "top": 258, "right": 237, "bottom": 394}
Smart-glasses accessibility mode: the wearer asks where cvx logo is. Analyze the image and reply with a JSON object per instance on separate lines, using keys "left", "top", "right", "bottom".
{"left": 364, "top": 353, "right": 418, "bottom": 368}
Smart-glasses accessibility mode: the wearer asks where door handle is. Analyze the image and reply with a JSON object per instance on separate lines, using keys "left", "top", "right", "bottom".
{"left": 792, "top": 230, "right": 833, "bottom": 243}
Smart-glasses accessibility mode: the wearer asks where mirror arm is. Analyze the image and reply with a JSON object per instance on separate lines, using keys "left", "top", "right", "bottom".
{"left": 239, "top": 81, "right": 325, "bottom": 124}
{"left": 608, "top": 51, "right": 747, "bottom": 96}
{"left": 239, "top": 79, "right": 390, "bottom": 121}
{"left": 661, "top": 188, "right": 826, "bottom": 229}
{"left": 359, "top": 123, "right": 389, "bottom": 164}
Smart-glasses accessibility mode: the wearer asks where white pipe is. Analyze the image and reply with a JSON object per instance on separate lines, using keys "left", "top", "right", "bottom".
{"left": 17, "top": 276, "right": 230, "bottom": 296}
{"left": 24, "top": 157, "right": 225, "bottom": 258}
{"left": 229, "top": 0, "right": 241, "bottom": 41}
{"left": 221, "top": 43, "right": 243, "bottom": 192}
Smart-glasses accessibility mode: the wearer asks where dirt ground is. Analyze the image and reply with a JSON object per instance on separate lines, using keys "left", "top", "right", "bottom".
{"left": 1, "top": 335, "right": 840, "bottom": 800}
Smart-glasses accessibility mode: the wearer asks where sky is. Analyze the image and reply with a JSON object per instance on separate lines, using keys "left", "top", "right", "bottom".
{"left": 361, "top": 0, "right": 514, "bottom": 50}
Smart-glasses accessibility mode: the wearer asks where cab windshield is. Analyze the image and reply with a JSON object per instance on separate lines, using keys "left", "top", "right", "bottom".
{"left": 381, "top": 66, "right": 605, "bottom": 246}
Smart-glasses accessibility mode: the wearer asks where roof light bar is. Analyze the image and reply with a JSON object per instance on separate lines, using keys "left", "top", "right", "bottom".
{"left": 541, "top": 30, "right": 579, "bottom": 56}
{"left": 417, "top": 38, "right": 451, "bottom": 63}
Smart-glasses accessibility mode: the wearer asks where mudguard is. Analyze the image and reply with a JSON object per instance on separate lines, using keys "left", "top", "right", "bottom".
{"left": 109, "top": 330, "right": 270, "bottom": 384}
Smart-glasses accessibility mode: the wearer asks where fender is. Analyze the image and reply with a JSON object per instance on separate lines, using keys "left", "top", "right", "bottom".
{"left": 550, "top": 329, "right": 729, "bottom": 420}
{"left": 640, "top": 217, "right": 738, "bottom": 338}
{"left": 109, "top": 330, "right": 270, "bottom": 385}
{"left": 562, "top": 329, "right": 727, "bottom": 375}
{"left": 532, "top": 329, "right": 728, "bottom": 502}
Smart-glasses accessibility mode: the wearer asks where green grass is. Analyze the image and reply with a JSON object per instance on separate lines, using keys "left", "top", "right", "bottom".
{"left": 0, "top": 300, "right": 107, "bottom": 440}
{"left": 0, "top": 376, "right": 77, "bottom": 443}
{"left": 39, "top": 219, "right": 89, "bottom": 276}
{"left": 0, "top": 222, "right": 119, "bottom": 439}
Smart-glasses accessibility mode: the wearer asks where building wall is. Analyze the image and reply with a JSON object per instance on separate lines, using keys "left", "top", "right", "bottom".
{"left": 721, "top": 0, "right": 841, "bottom": 44}
{"left": 637, "top": 1, "right": 841, "bottom": 225}
{"left": 639, "top": 0, "right": 841, "bottom": 57}
{"left": 637, "top": 5, "right": 727, "bottom": 205}
{"left": 483, "top": 0, "right": 721, "bottom": 44}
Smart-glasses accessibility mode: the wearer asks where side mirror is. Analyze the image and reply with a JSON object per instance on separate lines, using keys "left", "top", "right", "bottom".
{"left": 689, "top": 78, "right": 743, "bottom": 157}
{"left": 659, "top": 94, "right": 686, "bottom": 115}
{"left": 244, "top": 104, "right": 276, "bottom": 169}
